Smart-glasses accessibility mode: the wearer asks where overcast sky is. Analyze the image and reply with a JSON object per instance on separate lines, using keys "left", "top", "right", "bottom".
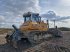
{"left": 0, "top": 0, "right": 70, "bottom": 28}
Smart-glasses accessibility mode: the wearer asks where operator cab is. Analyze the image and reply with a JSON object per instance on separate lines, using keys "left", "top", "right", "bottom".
{"left": 23, "top": 12, "right": 41, "bottom": 22}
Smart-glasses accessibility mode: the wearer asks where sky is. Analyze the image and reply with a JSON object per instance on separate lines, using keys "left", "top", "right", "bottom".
{"left": 0, "top": 0, "right": 70, "bottom": 28}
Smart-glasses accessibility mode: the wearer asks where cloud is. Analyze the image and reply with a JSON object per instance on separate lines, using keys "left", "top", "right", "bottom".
{"left": 0, "top": 0, "right": 40, "bottom": 14}
{"left": 0, "top": 0, "right": 40, "bottom": 18}
{"left": 0, "top": 15, "right": 5, "bottom": 22}
{"left": 54, "top": 16, "right": 70, "bottom": 21}
{"left": 61, "top": 0, "right": 70, "bottom": 6}
{"left": 0, "top": 0, "right": 40, "bottom": 28}
{"left": 40, "top": 0, "right": 60, "bottom": 7}
{"left": 40, "top": 0, "right": 70, "bottom": 16}
{"left": 41, "top": 11, "right": 70, "bottom": 21}
{"left": 41, "top": 11, "right": 57, "bottom": 19}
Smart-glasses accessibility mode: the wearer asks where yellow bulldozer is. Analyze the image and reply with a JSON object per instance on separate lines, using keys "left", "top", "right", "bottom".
{"left": 5, "top": 12, "right": 62, "bottom": 48}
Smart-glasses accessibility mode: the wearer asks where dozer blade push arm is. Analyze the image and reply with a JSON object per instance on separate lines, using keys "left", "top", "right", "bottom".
{"left": 12, "top": 25, "right": 19, "bottom": 31}
{"left": 12, "top": 25, "right": 23, "bottom": 34}
{"left": 12, "top": 25, "right": 24, "bottom": 41}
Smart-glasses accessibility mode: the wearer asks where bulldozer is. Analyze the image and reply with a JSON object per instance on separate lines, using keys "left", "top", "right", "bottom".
{"left": 5, "top": 12, "right": 62, "bottom": 48}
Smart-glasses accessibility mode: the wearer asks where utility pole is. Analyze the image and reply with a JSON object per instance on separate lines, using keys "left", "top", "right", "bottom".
{"left": 47, "top": 20, "right": 49, "bottom": 29}
{"left": 53, "top": 20, "right": 55, "bottom": 28}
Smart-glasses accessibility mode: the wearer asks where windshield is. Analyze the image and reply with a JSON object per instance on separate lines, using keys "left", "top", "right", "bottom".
{"left": 24, "top": 17, "right": 31, "bottom": 22}
{"left": 31, "top": 14, "right": 41, "bottom": 22}
{"left": 24, "top": 13, "right": 41, "bottom": 22}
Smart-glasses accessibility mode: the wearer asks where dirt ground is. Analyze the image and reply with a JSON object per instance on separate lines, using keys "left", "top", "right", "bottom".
{"left": 46, "top": 31, "right": 70, "bottom": 49}
{"left": 0, "top": 31, "right": 70, "bottom": 52}
{"left": 61, "top": 31, "right": 70, "bottom": 49}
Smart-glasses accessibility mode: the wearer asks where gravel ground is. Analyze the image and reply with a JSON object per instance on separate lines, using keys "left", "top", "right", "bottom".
{"left": 0, "top": 31, "right": 70, "bottom": 52}
{"left": 61, "top": 31, "right": 70, "bottom": 49}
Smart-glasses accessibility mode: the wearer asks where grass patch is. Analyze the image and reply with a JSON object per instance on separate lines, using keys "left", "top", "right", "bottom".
{"left": 0, "top": 28, "right": 13, "bottom": 34}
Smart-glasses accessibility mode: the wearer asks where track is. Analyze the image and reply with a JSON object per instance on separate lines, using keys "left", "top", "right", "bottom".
{"left": 24, "top": 41, "right": 70, "bottom": 52}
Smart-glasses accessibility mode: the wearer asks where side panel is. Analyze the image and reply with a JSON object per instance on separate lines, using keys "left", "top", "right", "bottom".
{"left": 20, "top": 21, "right": 48, "bottom": 32}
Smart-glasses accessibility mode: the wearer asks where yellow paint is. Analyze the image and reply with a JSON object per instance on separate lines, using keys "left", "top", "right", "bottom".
{"left": 20, "top": 21, "right": 48, "bottom": 32}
